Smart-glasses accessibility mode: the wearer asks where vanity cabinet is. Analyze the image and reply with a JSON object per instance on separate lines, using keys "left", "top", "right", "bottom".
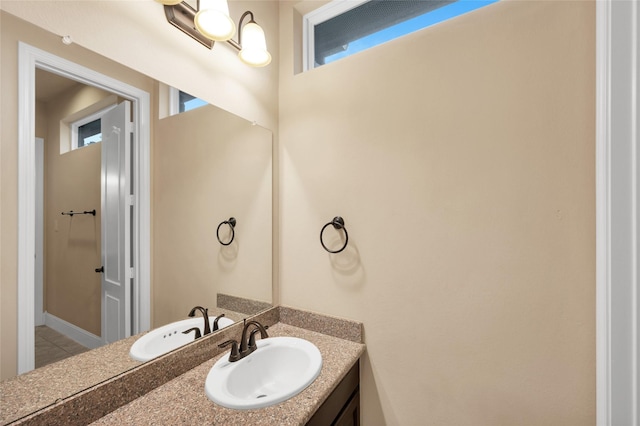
{"left": 307, "top": 361, "right": 360, "bottom": 426}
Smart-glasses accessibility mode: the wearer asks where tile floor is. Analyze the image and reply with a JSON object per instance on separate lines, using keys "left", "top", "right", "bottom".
{"left": 35, "top": 326, "right": 90, "bottom": 368}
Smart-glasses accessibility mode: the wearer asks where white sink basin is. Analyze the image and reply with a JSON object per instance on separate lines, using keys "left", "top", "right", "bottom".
{"left": 129, "top": 316, "right": 234, "bottom": 362}
{"left": 205, "top": 336, "right": 322, "bottom": 410}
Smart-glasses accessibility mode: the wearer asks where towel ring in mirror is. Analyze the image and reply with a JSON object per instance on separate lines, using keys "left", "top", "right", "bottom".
{"left": 216, "top": 217, "right": 236, "bottom": 246}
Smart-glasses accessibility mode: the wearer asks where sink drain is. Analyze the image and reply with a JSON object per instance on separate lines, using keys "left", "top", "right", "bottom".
{"left": 256, "top": 394, "right": 267, "bottom": 399}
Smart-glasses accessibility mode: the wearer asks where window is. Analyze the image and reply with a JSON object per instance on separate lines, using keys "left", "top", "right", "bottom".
{"left": 168, "top": 87, "right": 207, "bottom": 115}
{"left": 77, "top": 119, "right": 101, "bottom": 147}
{"left": 178, "top": 90, "right": 207, "bottom": 113}
{"left": 70, "top": 105, "right": 115, "bottom": 150}
{"left": 304, "top": 0, "right": 499, "bottom": 70}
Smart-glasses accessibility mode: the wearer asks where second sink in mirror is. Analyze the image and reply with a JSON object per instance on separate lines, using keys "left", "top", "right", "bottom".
{"left": 129, "top": 315, "right": 234, "bottom": 362}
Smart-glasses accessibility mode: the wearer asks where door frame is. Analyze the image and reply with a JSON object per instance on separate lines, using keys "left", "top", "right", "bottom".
{"left": 17, "top": 42, "right": 151, "bottom": 374}
{"left": 34, "top": 137, "right": 44, "bottom": 327}
{"left": 596, "top": 0, "right": 639, "bottom": 424}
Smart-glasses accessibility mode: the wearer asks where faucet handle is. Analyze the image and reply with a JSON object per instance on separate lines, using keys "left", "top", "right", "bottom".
{"left": 247, "top": 325, "right": 269, "bottom": 350}
{"left": 182, "top": 327, "right": 202, "bottom": 340}
{"left": 219, "top": 339, "right": 240, "bottom": 362}
{"left": 212, "top": 313, "right": 226, "bottom": 332}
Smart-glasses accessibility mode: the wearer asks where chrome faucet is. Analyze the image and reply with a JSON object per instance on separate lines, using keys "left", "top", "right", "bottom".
{"left": 219, "top": 319, "right": 269, "bottom": 362}
{"left": 188, "top": 306, "right": 211, "bottom": 336}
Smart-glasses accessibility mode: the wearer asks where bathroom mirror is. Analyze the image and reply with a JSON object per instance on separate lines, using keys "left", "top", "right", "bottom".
{"left": 1, "top": 12, "right": 272, "bottom": 425}
{"left": 154, "top": 101, "right": 273, "bottom": 326}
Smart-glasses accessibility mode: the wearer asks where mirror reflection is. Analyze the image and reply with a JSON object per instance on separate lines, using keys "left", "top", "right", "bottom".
{"left": 34, "top": 70, "right": 126, "bottom": 367}
{"left": 34, "top": 68, "right": 271, "bottom": 369}
{"left": 153, "top": 96, "right": 273, "bottom": 325}
{"left": 0, "top": 29, "right": 272, "bottom": 423}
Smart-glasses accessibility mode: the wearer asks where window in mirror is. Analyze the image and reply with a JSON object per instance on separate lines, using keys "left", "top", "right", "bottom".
{"left": 303, "top": 0, "right": 499, "bottom": 70}
{"left": 179, "top": 90, "right": 207, "bottom": 113}
{"left": 70, "top": 105, "right": 115, "bottom": 150}
{"left": 168, "top": 87, "right": 208, "bottom": 115}
{"left": 76, "top": 118, "right": 101, "bottom": 147}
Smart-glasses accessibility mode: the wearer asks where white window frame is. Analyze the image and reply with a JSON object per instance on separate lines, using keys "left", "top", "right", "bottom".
{"left": 168, "top": 86, "right": 180, "bottom": 116}
{"left": 70, "top": 104, "right": 115, "bottom": 150}
{"left": 303, "top": 0, "right": 368, "bottom": 72}
{"left": 303, "top": 0, "right": 502, "bottom": 71}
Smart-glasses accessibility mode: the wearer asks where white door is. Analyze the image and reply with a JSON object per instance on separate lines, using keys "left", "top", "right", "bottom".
{"left": 100, "top": 101, "right": 132, "bottom": 344}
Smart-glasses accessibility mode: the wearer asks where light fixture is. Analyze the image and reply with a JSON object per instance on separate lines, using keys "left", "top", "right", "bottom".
{"left": 155, "top": 0, "right": 182, "bottom": 5}
{"left": 234, "top": 12, "right": 271, "bottom": 67}
{"left": 158, "top": 0, "right": 271, "bottom": 67}
{"left": 194, "top": 0, "right": 235, "bottom": 41}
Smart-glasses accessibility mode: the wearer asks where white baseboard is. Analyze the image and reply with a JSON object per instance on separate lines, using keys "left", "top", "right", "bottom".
{"left": 44, "top": 312, "right": 104, "bottom": 350}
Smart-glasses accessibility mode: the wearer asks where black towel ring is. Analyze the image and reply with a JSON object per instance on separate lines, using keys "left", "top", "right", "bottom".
{"left": 216, "top": 217, "right": 236, "bottom": 246}
{"left": 320, "top": 216, "right": 349, "bottom": 253}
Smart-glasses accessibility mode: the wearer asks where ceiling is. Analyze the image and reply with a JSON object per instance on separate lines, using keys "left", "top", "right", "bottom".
{"left": 35, "top": 68, "right": 81, "bottom": 102}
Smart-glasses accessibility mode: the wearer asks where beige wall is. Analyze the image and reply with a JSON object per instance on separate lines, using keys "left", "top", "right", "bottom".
{"left": 279, "top": 1, "right": 595, "bottom": 424}
{"left": 153, "top": 105, "right": 272, "bottom": 327}
{"left": 41, "top": 85, "right": 115, "bottom": 337}
{"left": 1, "top": 1, "right": 598, "bottom": 423}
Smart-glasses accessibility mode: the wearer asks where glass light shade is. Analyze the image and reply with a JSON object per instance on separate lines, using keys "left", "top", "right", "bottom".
{"left": 155, "top": 0, "right": 183, "bottom": 5}
{"left": 194, "top": 0, "right": 236, "bottom": 41}
{"left": 238, "top": 22, "right": 271, "bottom": 67}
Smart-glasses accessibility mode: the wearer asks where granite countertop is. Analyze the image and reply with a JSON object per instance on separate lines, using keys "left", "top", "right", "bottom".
{"left": 0, "top": 334, "right": 142, "bottom": 425}
{"left": 2, "top": 306, "right": 363, "bottom": 426}
{"left": 0, "top": 308, "right": 244, "bottom": 425}
{"left": 90, "top": 323, "right": 365, "bottom": 425}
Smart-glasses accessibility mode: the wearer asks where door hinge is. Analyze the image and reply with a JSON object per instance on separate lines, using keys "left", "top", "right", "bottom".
{"left": 129, "top": 267, "right": 135, "bottom": 279}
{"left": 128, "top": 194, "right": 135, "bottom": 206}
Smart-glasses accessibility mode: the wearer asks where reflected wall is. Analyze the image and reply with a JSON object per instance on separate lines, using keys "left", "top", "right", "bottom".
{"left": 154, "top": 105, "right": 272, "bottom": 327}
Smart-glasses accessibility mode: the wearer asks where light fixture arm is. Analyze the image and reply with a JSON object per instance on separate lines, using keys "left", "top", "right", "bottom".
{"left": 225, "top": 11, "right": 255, "bottom": 51}
{"left": 163, "top": 2, "right": 214, "bottom": 49}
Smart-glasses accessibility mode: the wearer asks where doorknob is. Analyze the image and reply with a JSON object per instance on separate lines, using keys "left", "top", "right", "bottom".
{"left": 95, "top": 266, "right": 104, "bottom": 273}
